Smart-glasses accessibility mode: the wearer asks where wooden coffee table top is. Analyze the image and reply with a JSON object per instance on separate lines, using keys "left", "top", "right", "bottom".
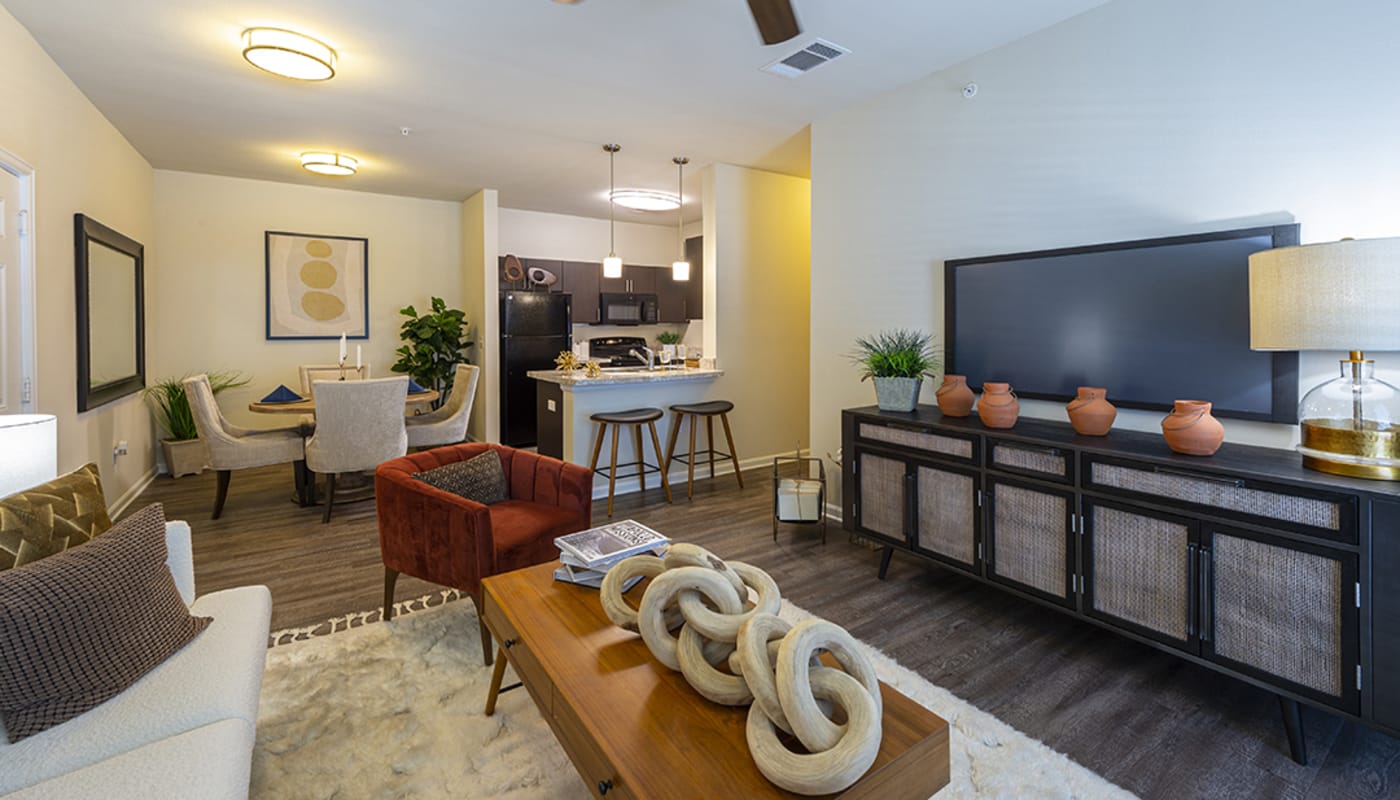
{"left": 482, "top": 562, "right": 950, "bottom": 800}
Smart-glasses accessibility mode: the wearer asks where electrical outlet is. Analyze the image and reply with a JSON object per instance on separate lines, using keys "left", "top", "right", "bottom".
{"left": 547, "top": 399, "right": 557, "bottom": 412}
{"left": 112, "top": 440, "right": 128, "bottom": 465}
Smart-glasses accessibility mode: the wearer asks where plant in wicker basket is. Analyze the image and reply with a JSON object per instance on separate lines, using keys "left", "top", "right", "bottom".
{"left": 850, "top": 329, "right": 940, "bottom": 412}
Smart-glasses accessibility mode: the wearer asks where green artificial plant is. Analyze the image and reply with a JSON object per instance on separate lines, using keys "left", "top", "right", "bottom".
{"left": 143, "top": 371, "right": 249, "bottom": 441}
{"left": 656, "top": 330, "right": 683, "bottom": 346}
{"left": 850, "top": 329, "right": 940, "bottom": 381}
{"left": 391, "top": 297, "right": 475, "bottom": 402}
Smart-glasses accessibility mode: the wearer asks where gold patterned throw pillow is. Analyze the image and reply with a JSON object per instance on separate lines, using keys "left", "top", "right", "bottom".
{"left": 0, "top": 463, "right": 113, "bottom": 572}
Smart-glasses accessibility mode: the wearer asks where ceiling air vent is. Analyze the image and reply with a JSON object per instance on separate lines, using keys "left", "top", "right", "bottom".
{"left": 761, "top": 38, "right": 850, "bottom": 79}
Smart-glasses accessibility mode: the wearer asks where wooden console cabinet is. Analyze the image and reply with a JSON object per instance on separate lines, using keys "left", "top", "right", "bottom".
{"left": 842, "top": 405, "right": 1400, "bottom": 762}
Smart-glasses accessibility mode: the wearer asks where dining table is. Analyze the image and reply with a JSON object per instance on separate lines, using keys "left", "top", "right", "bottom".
{"left": 247, "top": 389, "right": 439, "bottom": 416}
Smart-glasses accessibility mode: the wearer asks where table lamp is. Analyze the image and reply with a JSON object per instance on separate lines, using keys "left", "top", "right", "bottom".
{"left": 1249, "top": 237, "right": 1400, "bottom": 479}
{"left": 0, "top": 414, "right": 58, "bottom": 496}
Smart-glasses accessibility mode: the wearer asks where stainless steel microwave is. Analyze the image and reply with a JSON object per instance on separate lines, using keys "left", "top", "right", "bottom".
{"left": 599, "top": 293, "right": 658, "bottom": 325}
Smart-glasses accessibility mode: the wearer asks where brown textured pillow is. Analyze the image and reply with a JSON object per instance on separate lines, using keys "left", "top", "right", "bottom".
{"left": 413, "top": 451, "right": 509, "bottom": 505}
{"left": 0, "top": 462, "right": 113, "bottom": 572}
{"left": 0, "top": 502, "right": 211, "bottom": 742}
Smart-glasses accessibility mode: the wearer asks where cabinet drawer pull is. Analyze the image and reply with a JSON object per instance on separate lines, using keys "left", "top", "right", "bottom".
{"left": 598, "top": 779, "right": 613, "bottom": 795}
{"left": 1198, "top": 549, "right": 1213, "bottom": 643}
{"left": 503, "top": 638, "right": 517, "bottom": 649}
{"left": 1003, "top": 443, "right": 1063, "bottom": 458}
{"left": 1153, "top": 465, "right": 1244, "bottom": 488}
{"left": 1186, "top": 544, "right": 1198, "bottom": 638}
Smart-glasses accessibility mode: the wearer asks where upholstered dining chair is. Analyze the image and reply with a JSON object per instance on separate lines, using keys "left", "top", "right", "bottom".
{"left": 406, "top": 363, "right": 480, "bottom": 449}
{"left": 298, "top": 363, "right": 370, "bottom": 396}
{"left": 183, "top": 374, "right": 307, "bottom": 519}
{"left": 304, "top": 376, "right": 409, "bottom": 523}
{"left": 375, "top": 443, "right": 592, "bottom": 665}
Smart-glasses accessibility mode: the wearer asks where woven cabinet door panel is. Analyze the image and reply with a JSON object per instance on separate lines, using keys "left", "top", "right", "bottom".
{"left": 1209, "top": 533, "right": 1345, "bottom": 699}
{"left": 915, "top": 465, "right": 976, "bottom": 567}
{"left": 857, "top": 452, "right": 907, "bottom": 542}
{"left": 1089, "top": 505, "right": 1191, "bottom": 644}
{"left": 989, "top": 482, "right": 1069, "bottom": 601}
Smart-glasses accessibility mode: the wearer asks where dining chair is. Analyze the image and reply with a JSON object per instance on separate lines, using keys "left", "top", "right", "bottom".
{"left": 182, "top": 374, "right": 308, "bottom": 519}
{"left": 298, "top": 363, "right": 370, "bottom": 396}
{"left": 406, "top": 363, "right": 480, "bottom": 449}
{"left": 304, "top": 376, "right": 409, "bottom": 523}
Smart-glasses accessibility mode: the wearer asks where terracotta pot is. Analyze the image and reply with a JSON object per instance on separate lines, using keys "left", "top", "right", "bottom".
{"left": 1066, "top": 386, "right": 1117, "bottom": 436}
{"left": 977, "top": 382, "right": 1020, "bottom": 429}
{"left": 935, "top": 374, "right": 975, "bottom": 417}
{"left": 1161, "top": 400, "right": 1225, "bottom": 456}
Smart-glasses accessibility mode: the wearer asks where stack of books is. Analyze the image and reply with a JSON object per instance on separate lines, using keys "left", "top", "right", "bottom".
{"left": 554, "top": 520, "right": 670, "bottom": 589}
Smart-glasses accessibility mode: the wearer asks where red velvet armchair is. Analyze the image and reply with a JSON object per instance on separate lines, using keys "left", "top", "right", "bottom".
{"left": 375, "top": 443, "right": 593, "bottom": 664}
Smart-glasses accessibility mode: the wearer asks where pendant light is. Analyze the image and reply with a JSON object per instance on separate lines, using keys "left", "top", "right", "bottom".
{"left": 671, "top": 156, "right": 691, "bottom": 281}
{"left": 602, "top": 144, "right": 623, "bottom": 279}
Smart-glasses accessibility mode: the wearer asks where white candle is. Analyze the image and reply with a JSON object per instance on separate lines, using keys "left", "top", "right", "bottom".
{"left": 355, "top": 345, "right": 362, "bottom": 370}
{"left": 339, "top": 333, "right": 347, "bottom": 363}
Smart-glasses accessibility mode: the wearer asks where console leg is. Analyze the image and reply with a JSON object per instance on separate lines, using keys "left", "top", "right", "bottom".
{"left": 1279, "top": 695, "right": 1307, "bottom": 765}
{"left": 878, "top": 546, "right": 894, "bottom": 580}
{"left": 484, "top": 646, "right": 509, "bottom": 716}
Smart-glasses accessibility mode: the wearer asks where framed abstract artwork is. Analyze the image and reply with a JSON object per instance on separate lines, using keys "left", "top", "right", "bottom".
{"left": 265, "top": 231, "right": 369, "bottom": 339}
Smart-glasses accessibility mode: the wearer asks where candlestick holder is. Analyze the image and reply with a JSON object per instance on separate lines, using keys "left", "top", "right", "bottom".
{"left": 339, "top": 356, "right": 347, "bottom": 381}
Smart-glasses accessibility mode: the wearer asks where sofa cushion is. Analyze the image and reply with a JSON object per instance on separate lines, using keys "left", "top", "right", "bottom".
{"left": 489, "top": 500, "right": 582, "bottom": 572}
{"left": 0, "top": 503, "right": 210, "bottom": 742}
{"left": 413, "top": 451, "right": 508, "bottom": 505}
{"left": 0, "top": 584, "right": 272, "bottom": 794}
{"left": 0, "top": 463, "right": 112, "bottom": 572}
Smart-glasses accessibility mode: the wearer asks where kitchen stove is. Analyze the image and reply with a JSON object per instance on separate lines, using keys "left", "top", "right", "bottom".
{"left": 588, "top": 336, "right": 650, "bottom": 368}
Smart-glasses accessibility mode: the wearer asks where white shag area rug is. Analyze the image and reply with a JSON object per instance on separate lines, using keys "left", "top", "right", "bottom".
{"left": 251, "top": 595, "right": 1138, "bottom": 800}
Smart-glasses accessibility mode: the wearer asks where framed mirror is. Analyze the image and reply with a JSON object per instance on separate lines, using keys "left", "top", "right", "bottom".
{"left": 75, "top": 214, "right": 145, "bottom": 412}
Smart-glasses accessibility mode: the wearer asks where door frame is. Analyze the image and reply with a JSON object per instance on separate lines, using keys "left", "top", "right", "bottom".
{"left": 0, "top": 145, "right": 36, "bottom": 413}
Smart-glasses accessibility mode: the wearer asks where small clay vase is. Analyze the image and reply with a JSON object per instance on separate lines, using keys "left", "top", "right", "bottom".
{"left": 1066, "top": 386, "right": 1117, "bottom": 436}
{"left": 977, "top": 382, "right": 1020, "bottom": 429}
{"left": 1161, "top": 400, "right": 1225, "bottom": 456}
{"left": 936, "top": 374, "right": 975, "bottom": 417}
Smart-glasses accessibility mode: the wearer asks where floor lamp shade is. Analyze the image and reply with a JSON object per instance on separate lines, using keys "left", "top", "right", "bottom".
{"left": 1249, "top": 238, "right": 1400, "bottom": 479}
{"left": 0, "top": 414, "right": 58, "bottom": 497}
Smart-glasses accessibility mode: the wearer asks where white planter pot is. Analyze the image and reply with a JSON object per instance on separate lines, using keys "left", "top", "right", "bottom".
{"left": 873, "top": 377, "right": 922, "bottom": 412}
{"left": 161, "top": 438, "right": 210, "bottom": 478}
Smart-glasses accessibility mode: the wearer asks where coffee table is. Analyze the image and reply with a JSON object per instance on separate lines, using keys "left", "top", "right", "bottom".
{"left": 481, "top": 562, "right": 950, "bottom": 799}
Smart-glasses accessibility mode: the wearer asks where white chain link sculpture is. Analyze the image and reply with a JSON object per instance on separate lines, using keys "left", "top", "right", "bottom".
{"left": 599, "top": 543, "right": 883, "bottom": 795}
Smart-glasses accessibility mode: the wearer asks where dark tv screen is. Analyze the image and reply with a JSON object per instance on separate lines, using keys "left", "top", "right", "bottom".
{"left": 945, "top": 225, "right": 1299, "bottom": 423}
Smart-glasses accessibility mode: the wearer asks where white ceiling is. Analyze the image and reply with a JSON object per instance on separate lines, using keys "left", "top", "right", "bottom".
{"left": 5, "top": 0, "right": 1108, "bottom": 223}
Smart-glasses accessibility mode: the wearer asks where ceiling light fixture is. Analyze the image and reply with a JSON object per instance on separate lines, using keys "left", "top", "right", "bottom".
{"left": 672, "top": 157, "right": 690, "bottom": 281}
{"left": 300, "top": 152, "right": 359, "bottom": 176}
{"left": 610, "top": 189, "right": 680, "bottom": 212}
{"left": 242, "top": 28, "right": 336, "bottom": 81}
{"left": 602, "top": 144, "right": 623, "bottom": 279}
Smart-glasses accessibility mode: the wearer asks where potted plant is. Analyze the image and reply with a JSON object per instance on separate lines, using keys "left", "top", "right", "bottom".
{"left": 391, "top": 297, "right": 475, "bottom": 408}
{"left": 851, "top": 329, "right": 940, "bottom": 412}
{"left": 656, "top": 330, "right": 682, "bottom": 363}
{"left": 144, "top": 371, "right": 249, "bottom": 478}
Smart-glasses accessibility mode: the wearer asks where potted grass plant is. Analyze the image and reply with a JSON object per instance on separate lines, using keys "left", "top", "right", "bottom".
{"left": 851, "top": 329, "right": 940, "bottom": 412}
{"left": 144, "top": 371, "right": 248, "bottom": 478}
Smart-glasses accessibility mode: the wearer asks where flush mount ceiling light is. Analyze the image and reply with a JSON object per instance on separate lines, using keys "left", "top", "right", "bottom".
{"left": 602, "top": 144, "right": 622, "bottom": 278}
{"left": 610, "top": 189, "right": 680, "bottom": 212}
{"left": 300, "top": 152, "right": 358, "bottom": 176}
{"left": 243, "top": 28, "right": 336, "bottom": 81}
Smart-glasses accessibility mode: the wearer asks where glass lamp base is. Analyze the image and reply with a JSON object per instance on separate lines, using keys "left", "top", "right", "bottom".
{"left": 1299, "top": 418, "right": 1400, "bottom": 481}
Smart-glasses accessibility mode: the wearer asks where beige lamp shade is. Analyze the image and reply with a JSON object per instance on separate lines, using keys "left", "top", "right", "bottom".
{"left": 1249, "top": 237, "right": 1400, "bottom": 351}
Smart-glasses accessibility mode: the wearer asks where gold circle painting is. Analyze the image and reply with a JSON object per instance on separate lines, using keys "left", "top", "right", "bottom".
{"left": 301, "top": 291, "right": 346, "bottom": 321}
{"left": 299, "top": 260, "right": 337, "bottom": 289}
{"left": 304, "top": 239, "right": 334, "bottom": 258}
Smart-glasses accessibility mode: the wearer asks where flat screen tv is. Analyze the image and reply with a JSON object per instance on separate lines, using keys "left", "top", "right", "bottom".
{"left": 945, "top": 224, "right": 1300, "bottom": 424}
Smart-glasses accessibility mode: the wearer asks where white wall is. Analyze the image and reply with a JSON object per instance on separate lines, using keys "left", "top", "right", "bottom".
{"left": 499, "top": 207, "right": 681, "bottom": 266}
{"left": 810, "top": 0, "right": 1400, "bottom": 503}
{"left": 150, "top": 170, "right": 462, "bottom": 428}
{"left": 0, "top": 5, "right": 155, "bottom": 509}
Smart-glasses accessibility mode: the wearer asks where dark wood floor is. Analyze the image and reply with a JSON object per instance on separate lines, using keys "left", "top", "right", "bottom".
{"left": 134, "top": 464, "right": 1400, "bottom": 799}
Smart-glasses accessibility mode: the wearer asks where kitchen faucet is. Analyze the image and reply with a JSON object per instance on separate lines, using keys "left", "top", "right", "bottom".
{"left": 628, "top": 347, "right": 656, "bottom": 370}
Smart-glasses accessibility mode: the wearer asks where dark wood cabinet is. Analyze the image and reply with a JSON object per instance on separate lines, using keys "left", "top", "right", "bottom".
{"left": 656, "top": 268, "right": 687, "bottom": 323}
{"left": 601, "top": 265, "right": 656, "bottom": 295}
{"left": 560, "top": 261, "right": 600, "bottom": 325}
{"left": 842, "top": 405, "right": 1400, "bottom": 757}
{"left": 684, "top": 236, "right": 704, "bottom": 320}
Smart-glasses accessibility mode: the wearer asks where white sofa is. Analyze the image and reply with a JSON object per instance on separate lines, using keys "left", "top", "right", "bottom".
{"left": 0, "top": 521, "right": 272, "bottom": 799}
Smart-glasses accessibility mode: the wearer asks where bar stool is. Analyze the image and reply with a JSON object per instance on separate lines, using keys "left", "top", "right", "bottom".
{"left": 664, "top": 400, "right": 742, "bottom": 499}
{"left": 587, "top": 407, "right": 673, "bottom": 516}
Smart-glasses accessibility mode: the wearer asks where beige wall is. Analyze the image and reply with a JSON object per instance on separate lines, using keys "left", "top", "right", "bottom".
{"left": 0, "top": 5, "right": 155, "bottom": 509}
{"left": 150, "top": 170, "right": 462, "bottom": 428}
{"left": 706, "top": 163, "right": 811, "bottom": 462}
{"left": 499, "top": 207, "right": 681, "bottom": 266}
{"left": 461, "top": 189, "right": 499, "bottom": 442}
{"left": 810, "top": 0, "right": 1400, "bottom": 507}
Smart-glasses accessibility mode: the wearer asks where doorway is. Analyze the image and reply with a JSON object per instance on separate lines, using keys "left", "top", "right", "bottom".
{"left": 0, "top": 147, "right": 35, "bottom": 414}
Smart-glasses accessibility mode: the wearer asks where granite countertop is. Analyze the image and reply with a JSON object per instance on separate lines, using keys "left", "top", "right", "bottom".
{"left": 527, "top": 368, "right": 724, "bottom": 387}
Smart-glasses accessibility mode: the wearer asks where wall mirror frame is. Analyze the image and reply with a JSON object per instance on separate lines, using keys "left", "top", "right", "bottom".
{"left": 75, "top": 213, "right": 145, "bottom": 412}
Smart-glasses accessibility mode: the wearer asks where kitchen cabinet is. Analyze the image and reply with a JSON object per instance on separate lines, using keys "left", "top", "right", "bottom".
{"left": 600, "top": 265, "right": 656, "bottom": 295}
{"left": 656, "top": 268, "right": 687, "bottom": 323}
{"left": 560, "top": 261, "right": 600, "bottom": 325}
{"left": 684, "top": 236, "right": 704, "bottom": 320}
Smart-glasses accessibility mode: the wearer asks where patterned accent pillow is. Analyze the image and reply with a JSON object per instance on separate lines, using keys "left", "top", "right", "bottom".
{"left": 0, "top": 463, "right": 113, "bottom": 572}
{"left": 0, "top": 502, "right": 212, "bottom": 742}
{"left": 413, "top": 451, "right": 509, "bottom": 505}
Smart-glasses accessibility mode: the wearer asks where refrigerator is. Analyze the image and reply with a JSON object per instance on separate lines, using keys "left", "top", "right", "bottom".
{"left": 500, "top": 291, "right": 572, "bottom": 447}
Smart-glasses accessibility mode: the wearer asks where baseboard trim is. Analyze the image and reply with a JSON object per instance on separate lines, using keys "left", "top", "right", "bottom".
{"left": 590, "top": 448, "right": 810, "bottom": 501}
{"left": 109, "top": 466, "right": 158, "bottom": 517}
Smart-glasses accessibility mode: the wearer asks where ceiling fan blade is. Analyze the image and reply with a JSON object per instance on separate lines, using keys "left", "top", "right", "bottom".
{"left": 747, "top": 0, "right": 801, "bottom": 45}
